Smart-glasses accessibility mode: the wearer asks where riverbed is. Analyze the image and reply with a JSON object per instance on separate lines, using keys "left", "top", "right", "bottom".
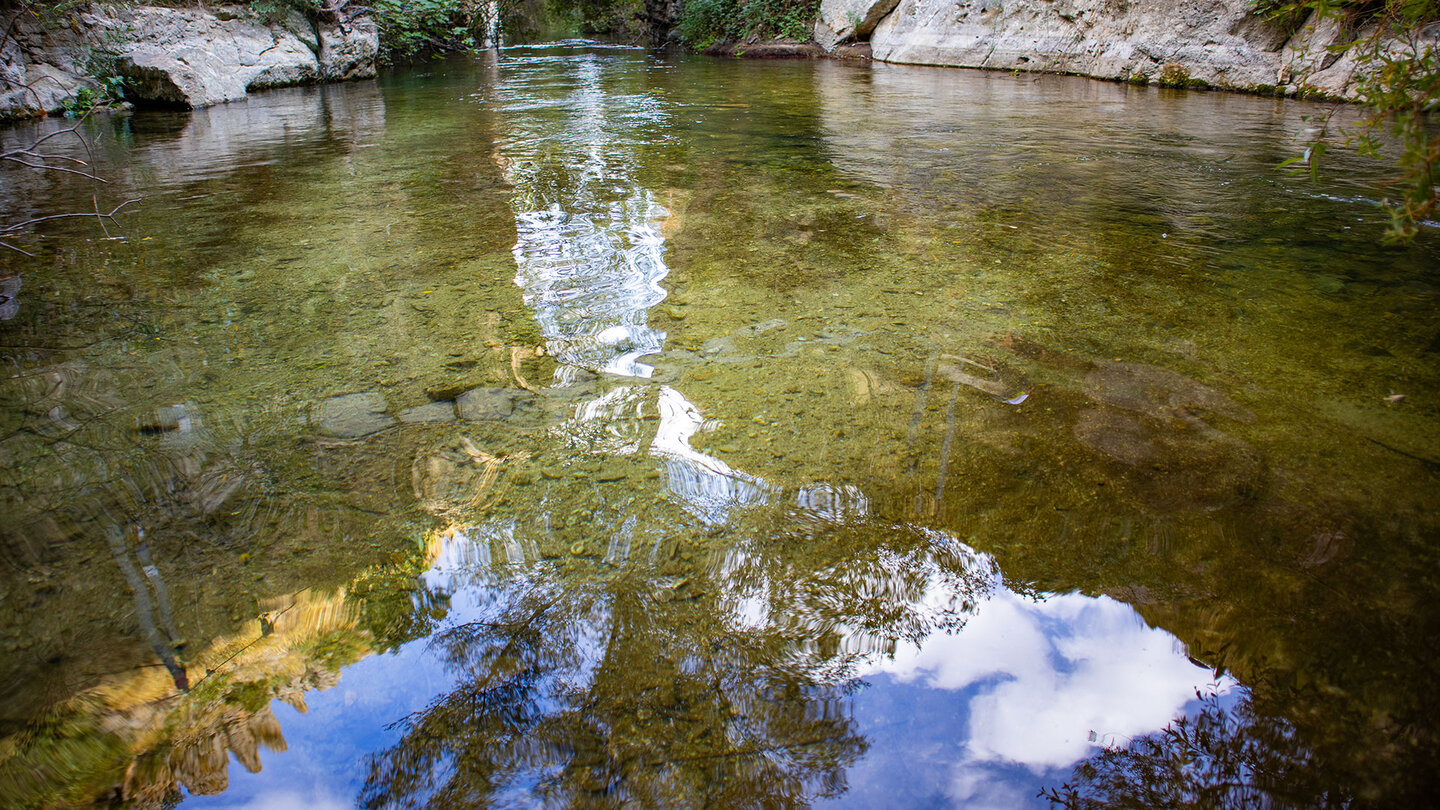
{"left": 1, "top": 43, "right": 1438, "bottom": 807}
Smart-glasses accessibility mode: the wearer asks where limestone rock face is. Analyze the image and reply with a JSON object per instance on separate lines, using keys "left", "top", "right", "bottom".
{"left": 814, "top": 0, "right": 903, "bottom": 51}
{"left": 319, "top": 16, "right": 380, "bottom": 81}
{"left": 862, "top": 0, "right": 1408, "bottom": 97}
{"left": 0, "top": 3, "right": 378, "bottom": 119}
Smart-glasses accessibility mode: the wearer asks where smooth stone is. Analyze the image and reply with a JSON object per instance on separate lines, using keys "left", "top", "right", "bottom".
{"left": 317, "top": 392, "right": 395, "bottom": 437}
{"left": 1073, "top": 409, "right": 1158, "bottom": 466}
{"left": 1072, "top": 406, "right": 1263, "bottom": 512}
{"left": 399, "top": 401, "right": 456, "bottom": 424}
{"left": 457, "top": 387, "right": 530, "bottom": 421}
{"left": 1082, "top": 361, "right": 1255, "bottom": 424}
{"left": 701, "top": 337, "right": 736, "bottom": 357}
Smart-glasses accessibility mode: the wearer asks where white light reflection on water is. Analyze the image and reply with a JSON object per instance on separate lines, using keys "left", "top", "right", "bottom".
{"left": 650, "top": 385, "right": 772, "bottom": 524}
{"left": 498, "top": 53, "right": 671, "bottom": 383}
{"left": 494, "top": 49, "right": 772, "bottom": 522}
{"left": 842, "top": 584, "right": 1235, "bottom": 808}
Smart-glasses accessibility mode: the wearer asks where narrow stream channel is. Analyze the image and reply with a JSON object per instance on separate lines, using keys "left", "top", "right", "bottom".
{"left": 1, "top": 43, "right": 1438, "bottom": 808}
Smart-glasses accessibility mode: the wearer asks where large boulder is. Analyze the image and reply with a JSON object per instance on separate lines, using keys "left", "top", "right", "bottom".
{"left": 814, "top": 0, "right": 903, "bottom": 52}
{"left": 864, "top": 0, "right": 1419, "bottom": 97}
{"left": 0, "top": 3, "right": 378, "bottom": 119}
{"left": 319, "top": 17, "right": 380, "bottom": 81}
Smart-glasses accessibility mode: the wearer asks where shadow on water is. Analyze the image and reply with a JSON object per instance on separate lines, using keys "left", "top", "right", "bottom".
{"left": 0, "top": 43, "right": 1438, "bottom": 808}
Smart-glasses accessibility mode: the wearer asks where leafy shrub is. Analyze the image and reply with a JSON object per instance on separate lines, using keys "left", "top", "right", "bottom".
{"left": 678, "top": 0, "right": 739, "bottom": 46}
{"left": 368, "top": 0, "right": 496, "bottom": 59}
{"left": 1255, "top": 0, "right": 1440, "bottom": 240}
{"left": 248, "top": 0, "right": 321, "bottom": 25}
{"left": 678, "top": 0, "right": 819, "bottom": 46}
{"left": 547, "top": 0, "right": 645, "bottom": 40}
{"left": 61, "top": 76, "right": 126, "bottom": 118}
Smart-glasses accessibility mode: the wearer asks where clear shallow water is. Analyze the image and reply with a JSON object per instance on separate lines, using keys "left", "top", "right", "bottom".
{"left": 0, "top": 43, "right": 1438, "bottom": 808}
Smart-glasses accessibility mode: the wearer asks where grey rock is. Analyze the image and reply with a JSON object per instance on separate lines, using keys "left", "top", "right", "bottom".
{"left": 1082, "top": 361, "right": 1254, "bottom": 425}
{"left": 318, "top": 392, "right": 395, "bottom": 437}
{"left": 814, "top": 0, "right": 902, "bottom": 51}
{"left": 457, "top": 387, "right": 524, "bottom": 421}
{"left": 319, "top": 17, "right": 380, "bottom": 80}
{"left": 399, "top": 401, "right": 457, "bottom": 424}
{"left": 1, "top": 3, "right": 379, "bottom": 119}
{"left": 866, "top": 0, "right": 1423, "bottom": 98}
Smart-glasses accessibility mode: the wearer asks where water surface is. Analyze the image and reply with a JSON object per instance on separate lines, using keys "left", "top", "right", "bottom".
{"left": 1, "top": 44, "right": 1438, "bottom": 808}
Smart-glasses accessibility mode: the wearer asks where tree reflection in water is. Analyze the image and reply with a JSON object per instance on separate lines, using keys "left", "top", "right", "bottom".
{"left": 1041, "top": 692, "right": 1344, "bottom": 809}
{"left": 359, "top": 510, "right": 1004, "bottom": 808}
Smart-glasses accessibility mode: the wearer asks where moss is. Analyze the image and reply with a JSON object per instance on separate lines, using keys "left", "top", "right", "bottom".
{"left": 1157, "top": 62, "right": 1191, "bottom": 88}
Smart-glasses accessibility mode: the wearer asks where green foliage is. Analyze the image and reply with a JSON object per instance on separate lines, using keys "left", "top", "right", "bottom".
{"left": 347, "top": 551, "right": 450, "bottom": 651}
{"left": 547, "top": 0, "right": 643, "bottom": 39}
{"left": 1257, "top": 0, "right": 1440, "bottom": 241}
{"left": 247, "top": 0, "right": 321, "bottom": 25}
{"left": 678, "top": 0, "right": 819, "bottom": 46}
{"left": 368, "top": 0, "right": 495, "bottom": 59}
{"left": 301, "top": 628, "right": 371, "bottom": 669}
{"left": 61, "top": 75, "right": 125, "bottom": 118}
{"left": 503, "top": 0, "right": 582, "bottom": 43}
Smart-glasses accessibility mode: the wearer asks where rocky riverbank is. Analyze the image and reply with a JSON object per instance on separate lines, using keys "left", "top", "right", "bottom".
{"left": 813, "top": 0, "right": 1419, "bottom": 98}
{"left": 1, "top": 2, "right": 377, "bottom": 119}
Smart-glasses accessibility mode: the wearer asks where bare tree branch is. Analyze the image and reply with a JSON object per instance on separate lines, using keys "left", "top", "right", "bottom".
{"left": 0, "top": 106, "right": 138, "bottom": 254}
{"left": 0, "top": 200, "right": 138, "bottom": 235}
{"left": 1, "top": 156, "right": 107, "bottom": 181}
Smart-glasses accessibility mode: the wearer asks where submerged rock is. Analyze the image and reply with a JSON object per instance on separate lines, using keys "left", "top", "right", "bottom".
{"left": 399, "top": 401, "right": 457, "bottom": 424}
{"left": 1082, "top": 361, "right": 1254, "bottom": 425}
{"left": 1073, "top": 403, "right": 1263, "bottom": 512}
{"left": 457, "top": 387, "right": 535, "bottom": 421}
{"left": 1071, "top": 361, "right": 1261, "bottom": 511}
{"left": 317, "top": 392, "right": 395, "bottom": 437}
{"left": 1073, "top": 409, "right": 1158, "bottom": 467}
{"left": 134, "top": 403, "right": 198, "bottom": 436}
{"left": 425, "top": 383, "right": 468, "bottom": 402}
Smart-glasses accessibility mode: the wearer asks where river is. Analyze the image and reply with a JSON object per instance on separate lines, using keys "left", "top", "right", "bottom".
{"left": 1, "top": 43, "right": 1438, "bottom": 808}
